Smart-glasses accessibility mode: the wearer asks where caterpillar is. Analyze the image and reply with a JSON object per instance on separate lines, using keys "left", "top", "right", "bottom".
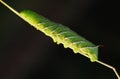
{"left": 20, "top": 10, "right": 98, "bottom": 62}
{"left": 0, "top": 0, "right": 120, "bottom": 79}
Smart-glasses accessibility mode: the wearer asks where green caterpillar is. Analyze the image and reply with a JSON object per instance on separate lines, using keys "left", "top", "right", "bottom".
{"left": 20, "top": 10, "right": 98, "bottom": 62}
{"left": 0, "top": 0, "right": 119, "bottom": 79}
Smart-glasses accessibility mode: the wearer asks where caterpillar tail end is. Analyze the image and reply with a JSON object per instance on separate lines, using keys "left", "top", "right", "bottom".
{"left": 79, "top": 46, "right": 99, "bottom": 62}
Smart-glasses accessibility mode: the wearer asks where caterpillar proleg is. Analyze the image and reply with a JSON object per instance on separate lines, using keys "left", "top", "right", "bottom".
{"left": 0, "top": 0, "right": 119, "bottom": 79}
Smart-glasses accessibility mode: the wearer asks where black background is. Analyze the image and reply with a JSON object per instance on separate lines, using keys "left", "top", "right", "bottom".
{"left": 0, "top": 0, "right": 120, "bottom": 79}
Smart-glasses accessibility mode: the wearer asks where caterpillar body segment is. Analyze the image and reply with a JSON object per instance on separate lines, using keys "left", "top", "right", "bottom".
{"left": 20, "top": 10, "right": 98, "bottom": 62}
